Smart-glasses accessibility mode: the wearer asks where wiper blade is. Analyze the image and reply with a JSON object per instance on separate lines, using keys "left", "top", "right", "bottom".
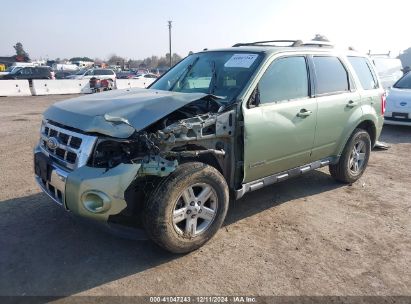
{"left": 209, "top": 60, "right": 218, "bottom": 95}
{"left": 169, "top": 56, "right": 200, "bottom": 91}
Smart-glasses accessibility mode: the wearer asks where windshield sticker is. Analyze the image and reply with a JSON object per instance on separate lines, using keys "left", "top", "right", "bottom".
{"left": 224, "top": 54, "right": 258, "bottom": 68}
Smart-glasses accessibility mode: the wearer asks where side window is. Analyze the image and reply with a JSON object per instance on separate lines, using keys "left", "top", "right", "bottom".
{"left": 21, "top": 68, "right": 32, "bottom": 75}
{"left": 259, "top": 56, "right": 309, "bottom": 104}
{"left": 85, "top": 70, "right": 93, "bottom": 76}
{"left": 348, "top": 56, "right": 378, "bottom": 90}
{"left": 313, "top": 56, "right": 349, "bottom": 95}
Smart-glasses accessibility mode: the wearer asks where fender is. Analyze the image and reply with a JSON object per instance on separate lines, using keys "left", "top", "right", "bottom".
{"left": 335, "top": 103, "right": 381, "bottom": 156}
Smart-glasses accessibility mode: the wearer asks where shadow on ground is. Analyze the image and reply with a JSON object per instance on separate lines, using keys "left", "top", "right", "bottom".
{"left": 380, "top": 125, "right": 411, "bottom": 144}
{"left": 0, "top": 169, "right": 342, "bottom": 297}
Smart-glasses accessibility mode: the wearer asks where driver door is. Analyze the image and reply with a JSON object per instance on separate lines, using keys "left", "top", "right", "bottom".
{"left": 243, "top": 55, "right": 317, "bottom": 183}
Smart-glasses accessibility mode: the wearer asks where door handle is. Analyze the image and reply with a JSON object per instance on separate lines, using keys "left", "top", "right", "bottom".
{"left": 297, "top": 109, "right": 312, "bottom": 118}
{"left": 346, "top": 100, "right": 358, "bottom": 108}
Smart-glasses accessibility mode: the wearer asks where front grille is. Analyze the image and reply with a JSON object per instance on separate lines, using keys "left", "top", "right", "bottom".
{"left": 40, "top": 121, "right": 97, "bottom": 170}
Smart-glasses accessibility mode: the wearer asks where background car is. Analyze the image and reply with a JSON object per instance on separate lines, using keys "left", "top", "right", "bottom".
{"left": 384, "top": 72, "right": 411, "bottom": 126}
{"left": 116, "top": 70, "right": 138, "bottom": 79}
{"left": 0, "top": 66, "right": 23, "bottom": 77}
{"left": 53, "top": 70, "right": 76, "bottom": 79}
{"left": 66, "top": 68, "right": 116, "bottom": 81}
{"left": 2, "top": 66, "right": 55, "bottom": 80}
{"left": 132, "top": 73, "right": 158, "bottom": 80}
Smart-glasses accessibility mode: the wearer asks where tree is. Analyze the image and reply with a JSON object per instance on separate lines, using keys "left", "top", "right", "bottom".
{"left": 13, "top": 42, "right": 30, "bottom": 62}
{"left": 172, "top": 53, "right": 182, "bottom": 65}
{"left": 107, "top": 54, "right": 126, "bottom": 66}
{"left": 312, "top": 34, "right": 330, "bottom": 42}
{"left": 69, "top": 56, "right": 94, "bottom": 62}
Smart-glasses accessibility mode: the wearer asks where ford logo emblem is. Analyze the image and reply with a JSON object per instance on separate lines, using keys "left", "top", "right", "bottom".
{"left": 400, "top": 101, "right": 407, "bottom": 106}
{"left": 46, "top": 137, "right": 59, "bottom": 150}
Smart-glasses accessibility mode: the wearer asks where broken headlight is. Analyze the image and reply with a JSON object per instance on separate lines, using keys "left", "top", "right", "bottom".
{"left": 90, "top": 140, "right": 133, "bottom": 168}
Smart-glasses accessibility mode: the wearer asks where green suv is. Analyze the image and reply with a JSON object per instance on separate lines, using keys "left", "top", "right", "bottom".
{"left": 34, "top": 40, "right": 385, "bottom": 253}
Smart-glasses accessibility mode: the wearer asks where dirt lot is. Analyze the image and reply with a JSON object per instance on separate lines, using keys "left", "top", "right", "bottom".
{"left": 0, "top": 95, "right": 410, "bottom": 297}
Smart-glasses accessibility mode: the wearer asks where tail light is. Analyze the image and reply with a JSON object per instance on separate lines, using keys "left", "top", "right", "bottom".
{"left": 381, "top": 93, "right": 386, "bottom": 115}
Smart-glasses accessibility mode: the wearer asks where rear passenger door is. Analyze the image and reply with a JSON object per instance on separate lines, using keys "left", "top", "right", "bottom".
{"left": 243, "top": 55, "right": 317, "bottom": 183}
{"left": 310, "top": 56, "right": 362, "bottom": 160}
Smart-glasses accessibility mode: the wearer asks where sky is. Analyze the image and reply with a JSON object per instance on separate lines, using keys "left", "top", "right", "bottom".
{"left": 1, "top": 0, "right": 410, "bottom": 60}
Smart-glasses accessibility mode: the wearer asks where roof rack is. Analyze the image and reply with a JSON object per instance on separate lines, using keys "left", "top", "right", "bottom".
{"left": 367, "top": 51, "right": 391, "bottom": 57}
{"left": 232, "top": 40, "right": 334, "bottom": 48}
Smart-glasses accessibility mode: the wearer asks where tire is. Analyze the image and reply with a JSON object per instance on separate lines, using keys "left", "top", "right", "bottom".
{"left": 143, "top": 162, "right": 229, "bottom": 253}
{"left": 329, "top": 128, "right": 371, "bottom": 183}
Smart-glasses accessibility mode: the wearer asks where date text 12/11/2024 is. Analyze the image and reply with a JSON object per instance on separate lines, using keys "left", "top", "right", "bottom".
{"left": 149, "top": 296, "right": 257, "bottom": 303}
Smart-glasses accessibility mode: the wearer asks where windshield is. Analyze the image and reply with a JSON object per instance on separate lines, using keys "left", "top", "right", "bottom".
{"left": 150, "top": 51, "right": 262, "bottom": 103}
{"left": 394, "top": 72, "right": 411, "bottom": 89}
{"left": 9, "top": 67, "right": 23, "bottom": 74}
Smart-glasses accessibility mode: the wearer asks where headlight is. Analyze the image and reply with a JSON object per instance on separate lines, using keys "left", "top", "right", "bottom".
{"left": 90, "top": 139, "right": 132, "bottom": 168}
{"left": 90, "top": 134, "right": 160, "bottom": 169}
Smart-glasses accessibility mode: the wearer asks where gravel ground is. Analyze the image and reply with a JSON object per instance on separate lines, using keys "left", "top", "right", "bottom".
{"left": 0, "top": 95, "right": 410, "bottom": 297}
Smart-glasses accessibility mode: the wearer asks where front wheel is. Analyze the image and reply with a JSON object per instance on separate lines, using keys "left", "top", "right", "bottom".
{"left": 143, "top": 162, "right": 229, "bottom": 253}
{"left": 329, "top": 128, "right": 371, "bottom": 183}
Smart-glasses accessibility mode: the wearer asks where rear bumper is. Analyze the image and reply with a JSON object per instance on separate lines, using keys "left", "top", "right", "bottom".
{"left": 34, "top": 146, "right": 141, "bottom": 223}
{"left": 384, "top": 116, "right": 411, "bottom": 126}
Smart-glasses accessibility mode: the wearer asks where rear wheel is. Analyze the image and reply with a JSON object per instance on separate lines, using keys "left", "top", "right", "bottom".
{"left": 143, "top": 162, "right": 229, "bottom": 253}
{"left": 329, "top": 128, "right": 371, "bottom": 183}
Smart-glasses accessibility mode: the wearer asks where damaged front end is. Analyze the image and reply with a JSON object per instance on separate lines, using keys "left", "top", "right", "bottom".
{"left": 35, "top": 90, "right": 237, "bottom": 229}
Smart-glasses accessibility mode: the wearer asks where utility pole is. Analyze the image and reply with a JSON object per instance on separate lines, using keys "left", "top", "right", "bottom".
{"left": 168, "top": 20, "right": 172, "bottom": 68}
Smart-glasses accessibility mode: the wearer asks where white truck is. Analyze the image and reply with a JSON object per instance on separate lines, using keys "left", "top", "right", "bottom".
{"left": 370, "top": 55, "right": 403, "bottom": 89}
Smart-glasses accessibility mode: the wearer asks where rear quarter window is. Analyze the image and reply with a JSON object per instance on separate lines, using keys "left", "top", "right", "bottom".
{"left": 313, "top": 56, "right": 349, "bottom": 95}
{"left": 348, "top": 56, "right": 378, "bottom": 90}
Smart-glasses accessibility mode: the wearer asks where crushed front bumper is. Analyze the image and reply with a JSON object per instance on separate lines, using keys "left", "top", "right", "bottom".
{"left": 34, "top": 146, "right": 141, "bottom": 223}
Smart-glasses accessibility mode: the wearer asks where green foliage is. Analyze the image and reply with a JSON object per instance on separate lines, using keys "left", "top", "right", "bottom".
{"left": 69, "top": 57, "right": 94, "bottom": 62}
{"left": 107, "top": 53, "right": 183, "bottom": 69}
{"left": 13, "top": 42, "right": 30, "bottom": 61}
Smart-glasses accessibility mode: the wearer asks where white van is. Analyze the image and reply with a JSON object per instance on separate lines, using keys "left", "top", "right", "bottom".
{"left": 52, "top": 63, "right": 79, "bottom": 71}
{"left": 370, "top": 55, "right": 403, "bottom": 89}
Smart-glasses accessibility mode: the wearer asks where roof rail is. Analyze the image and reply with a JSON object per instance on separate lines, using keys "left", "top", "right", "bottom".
{"left": 232, "top": 40, "right": 334, "bottom": 48}
{"left": 368, "top": 50, "right": 391, "bottom": 57}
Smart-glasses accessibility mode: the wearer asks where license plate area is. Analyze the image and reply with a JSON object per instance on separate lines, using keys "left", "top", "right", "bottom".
{"left": 34, "top": 153, "right": 51, "bottom": 182}
{"left": 392, "top": 112, "right": 409, "bottom": 119}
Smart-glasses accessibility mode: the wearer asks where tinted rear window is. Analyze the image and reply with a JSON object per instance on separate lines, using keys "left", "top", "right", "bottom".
{"left": 394, "top": 72, "right": 411, "bottom": 89}
{"left": 94, "top": 69, "right": 113, "bottom": 75}
{"left": 348, "top": 57, "right": 378, "bottom": 90}
{"left": 313, "top": 56, "right": 349, "bottom": 95}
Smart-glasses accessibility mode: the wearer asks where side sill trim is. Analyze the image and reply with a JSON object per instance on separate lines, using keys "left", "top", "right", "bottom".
{"left": 235, "top": 156, "right": 339, "bottom": 200}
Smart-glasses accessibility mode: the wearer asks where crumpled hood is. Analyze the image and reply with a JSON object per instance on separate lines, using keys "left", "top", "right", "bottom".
{"left": 44, "top": 88, "right": 209, "bottom": 138}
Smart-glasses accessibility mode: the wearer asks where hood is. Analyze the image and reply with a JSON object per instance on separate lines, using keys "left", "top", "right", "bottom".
{"left": 43, "top": 88, "right": 209, "bottom": 138}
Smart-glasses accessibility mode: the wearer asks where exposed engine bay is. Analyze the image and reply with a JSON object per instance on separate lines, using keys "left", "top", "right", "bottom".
{"left": 88, "top": 96, "right": 236, "bottom": 186}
